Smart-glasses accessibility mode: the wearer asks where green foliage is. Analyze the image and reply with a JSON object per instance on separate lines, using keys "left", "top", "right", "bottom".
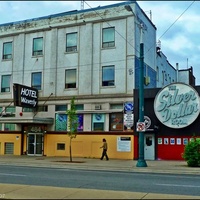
{"left": 182, "top": 137, "right": 200, "bottom": 167}
{"left": 66, "top": 97, "right": 79, "bottom": 162}
{"left": 66, "top": 97, "right": 79, "bottom": 139}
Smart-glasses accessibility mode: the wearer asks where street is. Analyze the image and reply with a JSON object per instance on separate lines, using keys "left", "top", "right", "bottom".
{"left": 0, "top": 165, "right": 200, "bottom": 197}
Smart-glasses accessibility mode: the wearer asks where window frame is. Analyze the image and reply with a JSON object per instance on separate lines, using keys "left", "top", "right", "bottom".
{"left": 65, "top": 69, "right": 77, "bottom": 89}
{"left": 66, "top": 32, "right": 78, "bottom": 52}
{"left": 102, "top": 65, "right": 115, "bottom": 87}
{"left": 102, "top": 27, "right": 115, "bottom": 48}
{"left": 3, "top": 42, "right": 12, "bottom": 60}
{"left": 1, "top": 75, "right": 11, "bottom": 93}
{"left": 31, "top": 72, "right": 42, "bottom": 90}
{"left": 32, "top": 37, "right": 43, "bottom": 56}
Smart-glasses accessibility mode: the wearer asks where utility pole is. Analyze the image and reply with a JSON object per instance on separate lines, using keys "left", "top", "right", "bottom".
{"left": 124, "top": 4, "right": 147, "bottom": 167}
{"left": 136, "top": 24, "right": 147, "bottom": 167}
{"left": 81, "top": 1, "right": 84, "bottom": 10}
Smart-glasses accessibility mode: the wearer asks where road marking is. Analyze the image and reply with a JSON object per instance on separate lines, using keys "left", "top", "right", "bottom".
{"left": 155, "top": 183, "right": 200, "bottom": 188}
{"left": 0, "top": 173, "right": 26, "bottom": 177}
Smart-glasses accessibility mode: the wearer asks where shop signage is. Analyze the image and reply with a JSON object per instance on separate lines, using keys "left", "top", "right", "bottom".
{"left": 117, "top": 137, "right": 131, "bottom": 152}
{"left": 13, "top": 83, "right": 38, "bottom": 108}
{"left": 154, "top": 83, "right": 200, "bottom": 129}
{"left": 123, "top": 102, "right": 134, "bottom": 131}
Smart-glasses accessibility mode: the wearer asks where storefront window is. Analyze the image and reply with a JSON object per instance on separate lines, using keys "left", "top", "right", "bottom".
{"left": 92, "top": 114, "right": 105, "bottom": 131}
{"left": 55, "top": 113, "right": 83, "bottom": 132}
{"left": 110, "top": 113, "right": 123, "bottom": 131}
{"left": 55, "top": 113, "right": 67, "bottom": 131}
{"left": 5, "top": 123, "right": 15, "bottom": 131}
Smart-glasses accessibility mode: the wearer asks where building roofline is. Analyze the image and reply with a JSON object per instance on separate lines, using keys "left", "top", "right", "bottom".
{"left": 0, "top": 0, "right": 155, "bottom": 30}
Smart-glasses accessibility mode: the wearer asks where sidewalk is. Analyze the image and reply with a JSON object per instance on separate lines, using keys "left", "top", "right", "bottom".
{"left": 0, "top": 155, "right": 200, "bottom": 199}
{"left": 0, "top": 155, "right": 200, "bottom": 175}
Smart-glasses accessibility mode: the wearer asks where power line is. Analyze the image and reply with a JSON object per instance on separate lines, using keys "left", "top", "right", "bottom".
{"left": 144, "top": 1, "right": 195, "bottom": 60}
{"left": 158, "top": 1, "right": 195, "bottom": 40}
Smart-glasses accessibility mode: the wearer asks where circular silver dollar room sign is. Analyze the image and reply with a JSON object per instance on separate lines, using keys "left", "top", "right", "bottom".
{"left": 154, "top": 83, "right": 200, "bottom": 129}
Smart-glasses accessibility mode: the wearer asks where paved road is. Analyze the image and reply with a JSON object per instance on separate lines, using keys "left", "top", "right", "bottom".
{"left": 1, "top": 165, "right": 200, "bottom": 197}
{"left": 0, "top": 156, "right": 200, "bottom": 199}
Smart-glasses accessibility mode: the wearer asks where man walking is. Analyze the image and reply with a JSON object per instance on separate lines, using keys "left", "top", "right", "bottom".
{"left": 100, "top": 138, "right": 109, "bottom": 160}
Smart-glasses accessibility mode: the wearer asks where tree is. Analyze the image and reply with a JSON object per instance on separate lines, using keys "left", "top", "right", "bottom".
{"left": 182, "top": 136, "right": 200, "bottom": 167}
{"left": 66, "top": 97, "right": 79, "bottom": 162}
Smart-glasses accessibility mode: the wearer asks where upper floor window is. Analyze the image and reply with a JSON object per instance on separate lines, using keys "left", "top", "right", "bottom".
{"left": 65, "top": 69, "right": 76, "bottom": 89}
{"left": 156, "top": 66, "right": 159, "bottom": 81}
{"left": 56, "top": 105, "right": 67, "bottom": 112}
{"left": 3, "top": 42, "right": 12, "bottom": 60}
{"left": 102, "top": 66, "right": 115, "bottom": 86}
{"left": 66, "top": 32, "right": 77, "bottom": 52}
{"left": 33, "top": 37, "right": 43, "bottom": 56}
{"left": 102, "top": 27, "right": 115, "bottom": 48}
{"left": 1, "top": 75, "right": 11, "bottom": 92}
{"left": 31, "top": 72, "right": 42, "bottom": 90}
{"left": 23, "top": 107, "right": 34, "bottom": 112}
{"left": 37, "top": 105, "right": 48, "bottom": 112}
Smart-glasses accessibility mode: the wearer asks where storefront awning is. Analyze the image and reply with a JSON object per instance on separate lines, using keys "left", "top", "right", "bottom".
{"left": 0, "top": 117, "right": 54, "bottom": 124}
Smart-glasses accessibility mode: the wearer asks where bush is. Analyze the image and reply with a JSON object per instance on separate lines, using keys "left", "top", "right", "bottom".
{"left": 182, "top": 137, "right": 200, "bottom": 167}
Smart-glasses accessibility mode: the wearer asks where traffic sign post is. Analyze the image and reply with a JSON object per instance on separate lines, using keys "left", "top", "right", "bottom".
{"left": 136, "top": 122, "right": 145, "bottom": 132}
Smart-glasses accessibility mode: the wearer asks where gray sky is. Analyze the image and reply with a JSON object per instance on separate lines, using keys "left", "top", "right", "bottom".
{"left": 1, "top": 1, "right": 199, "bottom": 84}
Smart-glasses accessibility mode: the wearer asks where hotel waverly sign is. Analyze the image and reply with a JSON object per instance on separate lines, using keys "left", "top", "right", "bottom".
{"left": 154, "top": 83, "right": 200, "bottom": 129}
{"left": 13, "top": 83, "right": 38, "bottom": 108}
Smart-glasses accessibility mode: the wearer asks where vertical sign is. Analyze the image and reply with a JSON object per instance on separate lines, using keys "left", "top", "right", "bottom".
{"left": 124, "top": 102, "right": 133, "bottom": 131}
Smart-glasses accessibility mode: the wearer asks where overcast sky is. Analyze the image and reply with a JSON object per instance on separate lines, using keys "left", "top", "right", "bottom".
{"left": 1, "top": 1, "right": 199, "bottom": 84}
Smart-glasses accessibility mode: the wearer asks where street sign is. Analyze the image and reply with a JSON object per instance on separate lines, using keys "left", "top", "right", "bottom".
{"left": 136, "top": 122, "right": 145, "bottom": 132}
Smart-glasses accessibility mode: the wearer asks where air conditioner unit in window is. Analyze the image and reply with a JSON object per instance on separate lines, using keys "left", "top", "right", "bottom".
{"left": 95, "top": 105, "right": 101, "bottom": 110}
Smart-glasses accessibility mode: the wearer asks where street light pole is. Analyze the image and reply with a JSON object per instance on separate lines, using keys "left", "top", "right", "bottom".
{"left": 124, "top": 4, "right": 147, "bottom": 167}
{"left": 136, "top": 26, "right": 147, "bottom": 167}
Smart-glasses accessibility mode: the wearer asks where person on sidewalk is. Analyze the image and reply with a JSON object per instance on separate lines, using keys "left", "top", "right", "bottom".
{"left": 100, "top": 138, "right": 109, "bottom": 160}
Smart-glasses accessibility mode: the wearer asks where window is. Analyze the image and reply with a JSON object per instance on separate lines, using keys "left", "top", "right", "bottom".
{"left": 32, "top": 72, "right": 42, "bottom": 90}
{"left": 55, "top": 113, "right": 67, "bottom": 131}
{"left": 5, "top": 124, "right": 15, "bottom": 131}
{"left": 57, "top": 143, "right": 65, "bottom": 150}
{"left": 37, "top": 106, "right": 48, "bottom": 112}
{"left": 33, "top": 37, "right": 43, "bottom": 56}
{"left": 77, "top": 114, "right": 83, "bottom": 132}
{"left": 3, "top": 42, "right": 12, "bottom": 59}
{"left": 102, "top": 66, "right": 115, "bottom": 86}
{"left": 1, "top": 75, "right": 11, "bottom": 92}
{"left": 75, "top": 104, "right": 84, "bottom": 111}
{"left": 156, "top": 66, "right": 159, "bottom": 81}
{"left": 102, "top": 27, "right": 115, "bottom": 48}
{"left": 23, "top": 107, "right": 34, "bottom": 112}
{"left": 56, "top": 105, "right": 67, "bottom": 111}
{"left": 110, "top": 113, "right": 123, "bottom": 131}
{"left": 66, "top": 32, "right": 77, "bottom": 52}
{"left": 92, "top": 114, "right": 105, "bottom": 131}
{"left": 110, "top": 104, "right": 123, "bottom": 110}
{"left": 65, "top": 69, "right": 76, "bottom": 89}
{"left": 6, "top": 106, "right": 15, "bottom": 113}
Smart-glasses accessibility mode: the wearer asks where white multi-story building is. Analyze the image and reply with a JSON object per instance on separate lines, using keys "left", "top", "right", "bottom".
{"left": 0, "top": 1, "right": 158, "bottom": 158}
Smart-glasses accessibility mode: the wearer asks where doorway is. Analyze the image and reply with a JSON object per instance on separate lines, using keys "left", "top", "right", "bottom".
{"left": 144, "top": 134, "right": 155, "bottom": 160}
{"left": 27, "top": 133, "right": 43, "bottom": 156}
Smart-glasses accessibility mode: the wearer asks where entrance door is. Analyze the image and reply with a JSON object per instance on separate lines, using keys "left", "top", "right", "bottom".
{"left": 144, "top": 134, "right": 155, "bottom": 160}
{"left": 27, "top": 133, "right": 43, "bottom": 156}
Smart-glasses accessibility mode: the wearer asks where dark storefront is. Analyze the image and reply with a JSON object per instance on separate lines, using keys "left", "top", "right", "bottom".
{"left": 134, "top": 83, "right": 200, "bottom": 160}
